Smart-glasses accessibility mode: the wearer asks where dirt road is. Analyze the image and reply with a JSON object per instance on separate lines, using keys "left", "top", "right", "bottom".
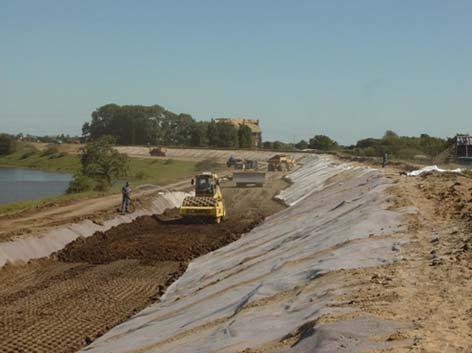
{"left": 0, "top": 174, "right": 287, "bottom": 353}
{"left": 0, "top": 179, "right": 193, "bottom": 242}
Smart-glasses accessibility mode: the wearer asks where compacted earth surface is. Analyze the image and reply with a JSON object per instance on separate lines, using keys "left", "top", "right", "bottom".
{"left": 330, "top": 170, "right": 472, "bottom": 353}
{"left": 0, "top": 175, "right": 287, "bottom": 353}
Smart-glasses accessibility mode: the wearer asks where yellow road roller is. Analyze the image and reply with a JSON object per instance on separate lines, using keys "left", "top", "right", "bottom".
{"left": 179, "top": 172, "right": 226, "bottom": 223}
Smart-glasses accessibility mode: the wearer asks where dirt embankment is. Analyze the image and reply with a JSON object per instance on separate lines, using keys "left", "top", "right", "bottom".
{"left": 0, "top": 175, "right": 287, "bottom": 353}
{"left": 335, "top": 171, "right": 472, "bottom": 353}
{"left": 57, "top": 211, "right": 262, "bottom": 265}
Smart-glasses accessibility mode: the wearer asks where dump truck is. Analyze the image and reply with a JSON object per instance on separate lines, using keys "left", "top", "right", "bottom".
{"left": 233, "top": 171, "right": 265, "bottom": 187}
{"left": 267, "top": 154, "right": 295, "bottom": 171}
{"left": 179, "top": 172, "right": 226, "bottom": 223}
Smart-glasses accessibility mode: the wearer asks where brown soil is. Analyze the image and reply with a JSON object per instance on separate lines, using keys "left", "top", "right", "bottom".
{"left": 0, "top": 174, "right": 287, "bottom": 353}
{"left": 331, "top": 170, "right": 472, "bottom": 353}
{"left": 56, "top": 212, "right": 262, "bottom": 265}
{"left": 0, "top": 259, "right": 183, "bottom": 353}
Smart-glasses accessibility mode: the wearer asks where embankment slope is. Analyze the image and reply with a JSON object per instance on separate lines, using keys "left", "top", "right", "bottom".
{"left": 0, "top": 174, "right": 286, "bottom": 353}
{"left": 81, "top": 155, "right": 413, "bottom": 353}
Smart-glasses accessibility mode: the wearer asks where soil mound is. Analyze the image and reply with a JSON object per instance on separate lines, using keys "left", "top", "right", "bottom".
{"left": 57, "top": 212, "right": 263, "bottom": 264}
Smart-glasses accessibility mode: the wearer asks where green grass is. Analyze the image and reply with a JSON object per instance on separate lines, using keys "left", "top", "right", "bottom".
{"left": 127, "top": 158, "right": 199, "bottom": 185}
{"left": 0, "top": 147, "right": 221, "bottom": 214}
{"left": 0, "top": 143, "right": 81, "bottom": 173}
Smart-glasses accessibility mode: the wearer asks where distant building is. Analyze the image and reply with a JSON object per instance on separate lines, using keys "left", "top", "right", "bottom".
{"left": 213, "top": 118, "right": 262, "bottom": 147}
{"left": 455, "top": 134, "right": 472, "bottom": 163}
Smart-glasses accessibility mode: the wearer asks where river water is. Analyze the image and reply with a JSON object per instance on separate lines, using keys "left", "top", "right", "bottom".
{"left": 0, "top": 168, "right": 72, "bottom": 205}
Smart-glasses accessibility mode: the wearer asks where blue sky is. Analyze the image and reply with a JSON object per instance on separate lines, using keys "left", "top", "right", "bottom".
{"left": 1, "top": 0, "right": 471, "bottom": 144}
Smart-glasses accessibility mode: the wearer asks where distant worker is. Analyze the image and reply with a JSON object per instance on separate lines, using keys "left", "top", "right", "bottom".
{"left": 121, "top": 181, "right": 132, "bottom": 214}
{"left": 227, "top": 155, "right": 236, "bottom": 168}
{"left": 382, "top": 152, "right": 388, "bottom": 168}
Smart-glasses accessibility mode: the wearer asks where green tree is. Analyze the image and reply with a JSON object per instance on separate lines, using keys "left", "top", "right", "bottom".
{"left": 295, "top": 140, "right": 308, "bottom": 150}
{"left": 261, "top": 141, "right": 296, "bottom": 151}
{"left": 0, "top": 134, "right": 17, "bottom": 155}
{"left": 384, "top": 130, "right": 399, "bottom": 138}
{"left": 272, "top": 141, "right": 286, "bottom": 150}
{"left": 190, "top": 121, "right": 210, "bottom": 147}
{"left": 356, "top": 138, "right": 381, "bottom": 148}
{"left": 238, "top": 125, "right": 253, "bottom": 148}
{"left": 207, "top": 121, "right": 239, "bottom": 148}
{"left": 419, "top": 134, "right": 448, "bottom": 157}
{"left": 69, "top": 136, "right": 129, "bottom": 192}
{"left": 309, "top": 135, "right": 338, "bottom": 150}
{"left": 353, "top": 132, "right": 449, "bottom": 159}
{"left": 82, "top": 104, "right": 196, "bottom": 146}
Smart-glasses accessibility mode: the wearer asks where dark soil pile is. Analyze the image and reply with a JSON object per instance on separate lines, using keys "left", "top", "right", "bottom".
{"left": 57, "top": 210, "right": 264, "bottom": 265}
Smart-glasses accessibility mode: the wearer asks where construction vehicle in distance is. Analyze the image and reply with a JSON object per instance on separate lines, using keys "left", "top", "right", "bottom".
{"left": 227, "top": 156, "right": 259, "bottom": 170}
{"left": 149, "top": 146, "right": 167, "bottom": 157}
{"left": 267, "top": 154, "right": 295, "bottom": 171}
{"left": 179, "top": 172, "right": 226, "bottom": 223}
{"left": 244, "top": 160, "right": 259, "bottom": 169}
{"left": 233, "top": 171, "right": 265, "bottom": 188}
{"left": 227, "top": 156, "right": 245, "bottom": 169}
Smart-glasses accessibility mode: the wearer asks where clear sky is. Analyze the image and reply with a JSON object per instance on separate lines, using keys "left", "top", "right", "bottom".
{"left": 1, "top": 0, "right": 471, "bottom": 144}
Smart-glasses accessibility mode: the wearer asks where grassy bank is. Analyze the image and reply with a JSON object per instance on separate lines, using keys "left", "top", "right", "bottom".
{"left": 0, "top": 143, "right": 207, "bottom": 184}
{"left": 0, "top": 143, "right": 81, "bottom": 173}
{"left": 0, "top": 143, "right": 219, "bottom": 214}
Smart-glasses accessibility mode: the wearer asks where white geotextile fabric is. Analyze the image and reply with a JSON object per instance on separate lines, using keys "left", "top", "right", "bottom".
{"left": 0, "top": 192, "right": 187, "bottom": 267}
{"left": 81, "top": 156, "right": 407, "bottom": 353}
{"left": 276, "top": 155, "right": 372, "bottom": 206}
{"left": 407, "top": 165, "right": 463, "bottom": 176}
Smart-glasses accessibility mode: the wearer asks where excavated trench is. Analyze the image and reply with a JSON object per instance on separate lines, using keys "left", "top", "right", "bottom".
{"left": 0, "top": 179, "right": 286, "bottom": 353}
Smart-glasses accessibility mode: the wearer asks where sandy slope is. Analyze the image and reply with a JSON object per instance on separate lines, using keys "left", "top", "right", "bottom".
{"left": 80, "top": 156, "right": 413, "bottom": 353}
{"left": 337, "top": 170, "right": 472, "bottom": 353}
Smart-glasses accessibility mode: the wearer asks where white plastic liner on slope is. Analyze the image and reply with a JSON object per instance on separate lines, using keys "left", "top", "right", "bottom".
{"left": 0, "top": 192, "right": 187, "bottom": 267}
{"left": 276, "top": 155, "right": 371, "bottom": 206}
{"left": 81, "top": 156, "right": 409, "bottom": 353}
{"left": 407, "top": 165, "right": 463, "bottom": 176}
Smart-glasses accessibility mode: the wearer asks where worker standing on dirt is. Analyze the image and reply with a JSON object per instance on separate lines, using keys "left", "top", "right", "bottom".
{"left": 382, "top": 152, "right": 388, "bottom": 168}
{"left": 121, "top": 181, "right": 132, "bottom": 214}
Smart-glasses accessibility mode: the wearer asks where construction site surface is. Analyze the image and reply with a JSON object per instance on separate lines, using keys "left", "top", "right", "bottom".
{"left": 0, "top": 148, "right": 471, "bottom": 353}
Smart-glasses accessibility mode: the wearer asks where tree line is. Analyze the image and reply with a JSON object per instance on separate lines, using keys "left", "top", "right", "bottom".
{"left": 82, "top": 104, "right": 254, "bottom": 148}
{"left": 348, "top": 130, "right": 450, "bottom": 160}
{"left": 266, "top": 130, "right": 453, "bottom": 160}
{"left": 263, "top": 135, "right": 339, "bottom": 151}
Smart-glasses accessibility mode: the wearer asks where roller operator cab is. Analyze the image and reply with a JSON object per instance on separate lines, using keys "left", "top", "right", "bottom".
{"left": 194, "top": 173, "right": 217, "bottom": 196}
{"left": 179, "top": 172, "right": 226, "bottom": 223}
